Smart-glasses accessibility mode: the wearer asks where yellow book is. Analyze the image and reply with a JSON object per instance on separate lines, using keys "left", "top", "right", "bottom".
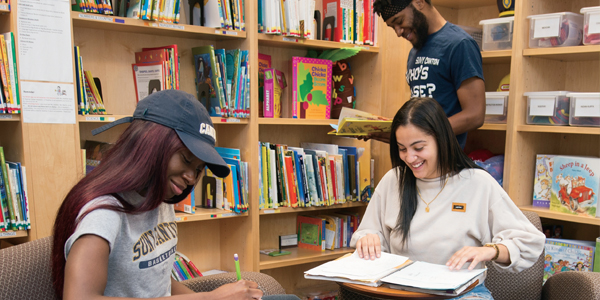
{"left": 329, "top": 107, "right": 392, "bottom": 136}
{"left": 0, "top": 35, "right": 12, "bottom": 113}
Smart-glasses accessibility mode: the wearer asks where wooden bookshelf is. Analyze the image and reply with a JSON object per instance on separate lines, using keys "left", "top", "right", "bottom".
{"left": 481, "top": 50, "right": 512, "bottom": 64}
{"left": 517, "top": 125, "right": 600, "bottom": 135}
{"left": 0, "top": 5, "right": 8, "bottom": 14}
{"left": 257, "top": 33, "right": 379, "bottom": 53}
{"left": 71, "top": 11, "right": 246, "bottom": 40}
{"left": 175, "top": 209, "right": 249, "bottom": 223}
{"left": 259, "top": 247, "right": 354, "bottom": 270}
{"left": 523, "top": 45, "right": 600, "bottom": 61}
{"left": 0, "top": 230, "right": 27, "bottom": 239}
{"left": 520, "top": 206, "right": 600, "bottom": 226}
{"left": 260, "top": 202, "right": 367, "bottom": 215}
{"left": 258, "top": 118, "right": 336, "bottom": 126}
{"left": 479, "top": 123, "right": 507, "bottom": 131}
{"left": 0, "top": 114, "right": 19, "bottom": 121}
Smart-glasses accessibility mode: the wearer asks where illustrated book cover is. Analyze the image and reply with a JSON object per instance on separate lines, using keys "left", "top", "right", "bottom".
{"left": 544, "top": 238, "right": 595, "bottom": 283}
{"left": 328, "top": 107, "right": 392, "bottom": 136}
{"left": 550, "top": 155, "right": 600, "bottom": 217}
{"left": 533, "top": 154, "right": 554, "bottom": 208}
{"left": 291, "top": 57, "right": 332, "bottom": 119}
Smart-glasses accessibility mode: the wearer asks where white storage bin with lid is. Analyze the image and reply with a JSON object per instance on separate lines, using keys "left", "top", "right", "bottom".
{"left": 527, "top": 12, "right": 583, "bottom": 48}
{"left": 524, "top": 91, "right": 570, "bottom": 126}
{"left": 479, "top": 17, "right": 514, "bottom": 51}
{"left": 458, "top": 25, "right": 483, "bottom": 49}
{"left": 485, "top": 92, "right": 508, "bottom": 124}
{"left": 581, "top": 6, "right": 600, "bottom": 45}
{"left": 568, "top": 92, "right": 600, "bottom": 127}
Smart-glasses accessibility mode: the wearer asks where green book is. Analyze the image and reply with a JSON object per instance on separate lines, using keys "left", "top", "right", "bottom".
{"left": 191, "top": 45, "right": 225, "bottom": 117}
{"left": 594, "top": 237, "right": 600, "bottom": 272}
{"left": 0, "top": 147, "right": 15, "bottom": 230}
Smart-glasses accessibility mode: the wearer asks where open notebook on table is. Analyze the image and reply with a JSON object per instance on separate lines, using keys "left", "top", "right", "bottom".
{"left": 305, "top": 251, "right": 486, "bottom": 296}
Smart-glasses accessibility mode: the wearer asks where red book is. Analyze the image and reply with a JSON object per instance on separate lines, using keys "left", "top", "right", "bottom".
{"left": 142, "top": 45, "right": 179, "bottom": 90}
{"left": 284, "top": 156, "right": 298, "bottom": 208}
{"left": 322, "top": 0, "right": 343, "bottom": 42}
{"left": 297, "top": 215, "right": 324, "bottom": 251}
{"left": 329, "top": 158, "right": 338, "bottom": 204}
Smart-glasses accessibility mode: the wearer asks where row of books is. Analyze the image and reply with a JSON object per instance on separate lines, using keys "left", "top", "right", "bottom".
{"left": 193, "top": 46, "right": 250, "bottom": 119}
{"left": 74, "top": 47, "right": 107, "bottom": 115}
{"left": 171, "top": 251, "right": 203, "bottom": 282}
{"left": 297, "top": 213, "right": 360, "bottom": 252}
{"left": 0, "top": 32, "right": 19, "bottom": 114}
{"left": 533, "top": 154, "right": 600, "bottom": 218}
{"left": 188, "top": 0, "right": 246, "bottom": 31}
{"left": 174, "top": 147, "right": 249, "bottom": 214}
{"left": 132, "top": 44, "right": 180, "bottom": 102}
{"left": 72, "top": 0, "right": 246, "bottom": 31}
{"left": 258, "top": 142, "right": 372, "bottom": 210}
{"left": 0, "top": 147, "right": 29, "bottom": 232}
{"left": 258, "top": 0, "right": 378, "bottom": 46}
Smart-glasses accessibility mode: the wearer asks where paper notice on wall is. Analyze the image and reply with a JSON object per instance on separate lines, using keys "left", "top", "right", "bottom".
{"left": 17, "top": 0, "right": 73, "bottom": 83}
{"left": 21, "top": 81, "right": 76, "bottom": 124}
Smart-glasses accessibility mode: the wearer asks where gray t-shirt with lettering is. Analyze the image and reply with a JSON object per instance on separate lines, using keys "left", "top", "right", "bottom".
{"left": 65, "top": 191, "right": 177, "bottom": 297}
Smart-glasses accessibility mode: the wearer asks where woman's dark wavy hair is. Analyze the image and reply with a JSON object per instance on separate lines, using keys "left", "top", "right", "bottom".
{"left": 51, "top": 120, "right": 194, "bottom": 298}
{"left": 389, "top": 97, "right": 482, "bottom": 247}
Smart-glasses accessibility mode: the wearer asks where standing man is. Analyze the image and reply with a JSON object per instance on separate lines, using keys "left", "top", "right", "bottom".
{"left": 371, "top": 0, "right": 486, "bottom": 148}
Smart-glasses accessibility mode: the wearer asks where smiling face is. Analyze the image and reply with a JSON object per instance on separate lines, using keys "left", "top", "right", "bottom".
{"left": 385, "top": 4, "right": 430, "bottom": 50}
{"left": 396, "top": 123, "right": 440, "bottom": 179}
{"left": 165, "top": 148, "right": 205, "bottom": 199}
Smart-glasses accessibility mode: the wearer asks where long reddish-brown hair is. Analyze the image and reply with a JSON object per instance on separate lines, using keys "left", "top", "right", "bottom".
{"left": 51, "top": 120, "right": 192, "bottom": 298}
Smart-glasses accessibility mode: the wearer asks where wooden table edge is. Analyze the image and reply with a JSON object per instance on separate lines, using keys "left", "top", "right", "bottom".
{"left": 338, "top": 280, "right": 479, "bottom": 299}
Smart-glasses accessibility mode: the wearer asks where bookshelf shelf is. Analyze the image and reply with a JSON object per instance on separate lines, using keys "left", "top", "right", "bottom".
{"left": 257, "top": 33, "right": 379, "bottom": 53}
{"left": 71, "top": 12, "right": 246, "bottom": 40}
{"left": 479, "top": 123, "right": 507, "bottom": 131}
{"left": 175, "top": 209, "right": 248, "bottom": 223}
{"left": 520, "top": 206, "right": 600, "bottom": 226}
{"left": 0, "top": 114, "right": 19, "bottom": 121}
{"left": 78, "top": 115, "right": 129, "bottom": 123}
{"left": 211, "top": 117, "right": 249, "bottom": 124}
{"left": 259, "top": 247, "right": 354, "bottom": 270}
{"left": 481, "top": 50, "right": 512, "bottom": 64}
{"left": 523, "top": 45, "right": 600, "bottom": 61}
{"left": 0, "top": 230, "right": 27, "bottom": 239}
{"left": 433, "top": 0, "right": 496, "bottom": 9}
{"left": 258, "top": 118, "right": 336, "bottom": 126}
{"left": 517, "top": 125, "right": 600, "bottom": 135}
{"left": 260, "top": 201, "right": 367, "bottom": 215}
{"left": 0, "top": 6, "right": 8, "bottom": 14}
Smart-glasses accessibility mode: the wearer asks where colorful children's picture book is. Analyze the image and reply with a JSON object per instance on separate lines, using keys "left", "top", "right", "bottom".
{"left": 291, "top": 57, "right": 332, "bottom": 119}
{"left": 192, "top": 46, "right": 224, "bottom": 117}
{"left": 550, "top": 156, "right": 600, "bottom": 217}
{"left": 328, "top": 107, "right": 392, "bottom": 136}
{"left": 544, "top": 238, "right": 595, "bottom": 283}
{"left": 533, "top": 154, "right": 554, "bottom": 208}
{"left": 297, "top": 215, "right": 325, "bottom": 251}
{"left": 258, "top": 53, "right": 272, "bottom": 117}
{"left": 263, "top": 68, "right": 286, "bottom": 118}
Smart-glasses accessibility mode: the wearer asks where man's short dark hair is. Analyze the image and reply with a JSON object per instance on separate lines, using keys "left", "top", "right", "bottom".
{"left": 373, "top": 0, "right": 432, "bottom": 20}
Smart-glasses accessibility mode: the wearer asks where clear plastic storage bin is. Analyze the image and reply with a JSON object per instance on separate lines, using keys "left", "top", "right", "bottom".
{"left": 458, "top": 25, "right": 483, "bottom": 49}
{"left": 485, "top": 92, "right": 508, "bottom": 124}
{"left": 524, "top": 91, "right": 570, "bottom": 126}
{"left": 580, "top": 6, "right": 600, "bottom": 45}
{"left": 568, "top": 92, "right": 600, "bottom": 127}
{"left": 479, "top": 17, "right": 514, "bottom": 51}
{"left": 527, "top": 12, "right": 583, "bottom": 48}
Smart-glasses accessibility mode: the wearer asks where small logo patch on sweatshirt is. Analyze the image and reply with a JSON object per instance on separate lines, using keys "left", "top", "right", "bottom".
{"left": 452, "top": 203, "right": 466, "bottom": 212}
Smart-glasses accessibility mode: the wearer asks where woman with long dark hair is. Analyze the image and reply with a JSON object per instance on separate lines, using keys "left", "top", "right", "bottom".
{"left": 52, "top": 90, "right": 299, "bottom": 300}
{"left": 350, "top": 97, "right": 544, "bottom": 299}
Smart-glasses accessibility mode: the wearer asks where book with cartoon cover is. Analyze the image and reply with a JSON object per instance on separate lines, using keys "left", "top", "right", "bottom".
{"left": 328, "top": 107, "right": 392, "bottom": 136}
{"left": 550, "top": 155, "right": 600, "bottom": 217}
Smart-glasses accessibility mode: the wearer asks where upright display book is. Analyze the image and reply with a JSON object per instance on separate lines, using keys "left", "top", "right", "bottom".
{"left": 291, "top": 57, "right": 332, "bottom": 119}
{"left": 131, "top": 62, "right": 165, "bottom": 102}
{"left": 550, "top": 156, "right": 600, "bottom": 217}
{"left": 258, "top": 53, "right": 271, "bottom": 117}
{"left": 533, "top": 154, "right": 554, "bottom": 208}
{"left": 328, "top": 107, "right": 392, "bottom": 136}
{"left": 544, "top": 238, "right": 595, "bottom": 283}
{"left": 263, "top": 68, "right": 286, "bottom": 118}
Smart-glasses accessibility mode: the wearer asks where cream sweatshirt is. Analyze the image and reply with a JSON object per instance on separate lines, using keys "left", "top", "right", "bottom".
{"left": 350, "top": 168, "right": 545, "bottom": 272}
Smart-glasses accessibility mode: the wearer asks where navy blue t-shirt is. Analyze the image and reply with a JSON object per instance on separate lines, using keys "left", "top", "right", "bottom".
{"left": 406, "top": 22, "right": 484, "bottom": 148}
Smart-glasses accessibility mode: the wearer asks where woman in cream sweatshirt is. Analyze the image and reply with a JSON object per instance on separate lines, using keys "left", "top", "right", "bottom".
{"left": 350, "top": 97, "right": 545, "bottom": 299}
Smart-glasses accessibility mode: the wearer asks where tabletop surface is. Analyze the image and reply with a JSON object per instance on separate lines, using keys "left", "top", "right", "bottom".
{"left": 338, "top": 280, "right": 479, "bottom": 300}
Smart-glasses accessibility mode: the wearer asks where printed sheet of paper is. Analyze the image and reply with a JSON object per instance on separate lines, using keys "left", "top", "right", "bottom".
{"left": 381, "top": 261, "right": 486, "bottom": 290}
{"left": 21, "top": 81, "right": 76, "bottom": 124}
{"left": 305, "top": 251, "right": 409, "bottom": 281}
{"left": 17, "top": 0, "right": 73, "bottom": 83}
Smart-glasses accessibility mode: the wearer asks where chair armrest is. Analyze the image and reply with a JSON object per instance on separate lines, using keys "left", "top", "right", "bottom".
{"left": 181, "top": 272, "right": 286, "bottom": 296}
{"left": 542, "top": 271, "right": 600, "bottom": 300}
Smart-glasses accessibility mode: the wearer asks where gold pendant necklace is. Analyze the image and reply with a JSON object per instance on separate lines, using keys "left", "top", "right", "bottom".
{"left": 417, "top": 177, "right": 449, "bottom": 212}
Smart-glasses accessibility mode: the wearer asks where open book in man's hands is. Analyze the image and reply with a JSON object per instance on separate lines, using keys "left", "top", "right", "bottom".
{"left": 328, "top": 107, "right": 392, "bottom": 136}
{"left": 305, "top": 251, "right": 486, "bottom": 297}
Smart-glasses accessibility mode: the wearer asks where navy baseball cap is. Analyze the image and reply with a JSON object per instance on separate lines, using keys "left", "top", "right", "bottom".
{"left": 92, "top": 90, "right": 230, "bottom": 178}
{"left": 375, "top": 0, "right": 412, "bottom": 21}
